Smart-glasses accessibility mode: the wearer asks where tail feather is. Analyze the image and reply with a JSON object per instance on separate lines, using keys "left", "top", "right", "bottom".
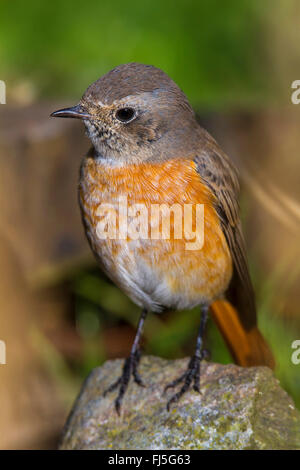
{"left": 210, "top": 299, "right": 275, "bottom": 369}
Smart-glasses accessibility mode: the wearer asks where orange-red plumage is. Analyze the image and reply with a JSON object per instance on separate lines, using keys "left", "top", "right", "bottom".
{"left": 79, "top": 156, "right": 232, "bottom": 308}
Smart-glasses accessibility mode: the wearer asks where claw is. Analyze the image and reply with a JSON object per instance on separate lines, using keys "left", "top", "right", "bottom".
{"left": 133, "top": 369, "right": 145, "bottom": 387}
{"left": 104, "top": 349, "right": 145, "bottom": 413}
{"left": 165, "top": 354, "right": 203, "bottom": 410}
{"left": 164, "top": 371, "right": 187, "bottom": 394}
{"left": 103, "top": 377, "right": 122, "bottom": 396}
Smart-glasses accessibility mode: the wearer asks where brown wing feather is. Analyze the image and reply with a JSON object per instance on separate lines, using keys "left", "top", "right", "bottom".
{"left": 194, "top": 129, "right": 256, "bottom": 330}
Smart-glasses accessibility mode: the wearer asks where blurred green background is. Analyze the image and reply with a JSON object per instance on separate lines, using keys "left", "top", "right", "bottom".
{"left": 0, "top": 0, "right": 288, "bottom": 106}
{"left": 0, "top": 0, "right": 300, "bottom": 449}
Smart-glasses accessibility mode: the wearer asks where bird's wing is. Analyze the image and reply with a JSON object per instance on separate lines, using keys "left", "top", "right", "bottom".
{"left": 194, "top": 128, "right": 256, "bottom": 330}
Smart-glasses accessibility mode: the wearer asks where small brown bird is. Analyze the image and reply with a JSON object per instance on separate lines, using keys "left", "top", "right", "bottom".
{"left": 51, "top": 63, "right": 274, "bottom": 413}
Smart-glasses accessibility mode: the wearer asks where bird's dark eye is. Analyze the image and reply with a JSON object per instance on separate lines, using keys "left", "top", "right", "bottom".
{"left": 116, "top": 107, "right": 136, "bottom": 123}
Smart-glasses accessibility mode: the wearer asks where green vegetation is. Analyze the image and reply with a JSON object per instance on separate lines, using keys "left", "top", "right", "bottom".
{"left": 0, "top": 0, "right": 274, "bottom": 108}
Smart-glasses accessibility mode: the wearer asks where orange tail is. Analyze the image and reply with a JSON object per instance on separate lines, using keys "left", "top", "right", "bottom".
{"left": 210, "top": 299, "right": 275, "bottom": 369}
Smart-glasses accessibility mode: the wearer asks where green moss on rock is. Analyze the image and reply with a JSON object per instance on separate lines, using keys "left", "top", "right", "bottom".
{"left": 60, "top": 356, "right": 300, "bottom": 450}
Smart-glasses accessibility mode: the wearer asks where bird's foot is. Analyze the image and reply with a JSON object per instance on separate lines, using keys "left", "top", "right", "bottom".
{"left": 164, "top": 353, "right": 204, "bottom": 411}
{"left": 103, "top": 349, "right": 145, "bottom": 415}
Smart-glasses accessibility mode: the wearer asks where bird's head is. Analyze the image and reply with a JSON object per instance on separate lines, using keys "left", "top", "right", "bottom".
{"left": 51, "top": 63, "right": 197, "bottom": 165}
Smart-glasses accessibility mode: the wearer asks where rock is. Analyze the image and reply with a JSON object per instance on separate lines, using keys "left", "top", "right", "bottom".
{"left": 60, "top": 356, "right": 300, "bottom": 450}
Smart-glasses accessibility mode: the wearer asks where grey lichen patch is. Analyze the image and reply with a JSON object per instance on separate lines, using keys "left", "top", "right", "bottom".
{"left": 60, "top": 356, "right": 300, "bottom": 450}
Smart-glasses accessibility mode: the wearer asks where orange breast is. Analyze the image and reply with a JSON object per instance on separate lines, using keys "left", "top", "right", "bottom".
{"left": 79, "top": 156, "right": 232, "bottom": 310}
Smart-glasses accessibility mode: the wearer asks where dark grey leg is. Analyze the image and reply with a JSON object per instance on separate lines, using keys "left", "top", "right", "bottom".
{"left": 165, "top": 305, "right": 209, "bottom": 411}
{"left": 104, "top": 308, "right": 148, "bottom": 414}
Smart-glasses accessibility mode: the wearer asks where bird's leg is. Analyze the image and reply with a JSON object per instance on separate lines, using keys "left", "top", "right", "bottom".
{"left": 165, "top": 305, "right": 209, "bottom": 411}
{"left": 104, "top": 308, "right": 147, "bottom": 414}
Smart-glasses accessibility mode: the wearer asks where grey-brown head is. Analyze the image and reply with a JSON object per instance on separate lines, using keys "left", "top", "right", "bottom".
{"left": 51, "top": 63, "right": 199, "bottom": 165}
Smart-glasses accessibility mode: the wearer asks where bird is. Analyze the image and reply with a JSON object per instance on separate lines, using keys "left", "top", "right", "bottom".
{"left": 51, "top": 63, "right": 275, "bottom": 414}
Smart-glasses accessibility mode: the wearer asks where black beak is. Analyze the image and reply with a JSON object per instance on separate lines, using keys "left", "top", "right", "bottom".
{"left": 50, "top": 104, "right": 92, "bottom": 120}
